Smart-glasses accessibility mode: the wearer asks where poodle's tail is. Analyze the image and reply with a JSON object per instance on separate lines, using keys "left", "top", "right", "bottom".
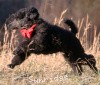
{"left": 64, "top": 19, "right": 78, "bottom": 35}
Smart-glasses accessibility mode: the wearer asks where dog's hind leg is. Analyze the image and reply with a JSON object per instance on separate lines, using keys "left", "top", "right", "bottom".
{"left": 85, "top": 58, "right": 98, "bottom": 74}
{"left": 76, "top": 63, "right": 83, "bottom": 75}
{"left": 71, "top": 63, "right": 82, "bottom": 76}
{"left": 63, "top": 53, "right": 82, "bottom": 75}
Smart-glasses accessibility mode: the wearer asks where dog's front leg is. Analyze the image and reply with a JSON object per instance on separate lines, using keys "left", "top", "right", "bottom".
{"left": 8, "top": 40, "right": 30, "bottom": 69}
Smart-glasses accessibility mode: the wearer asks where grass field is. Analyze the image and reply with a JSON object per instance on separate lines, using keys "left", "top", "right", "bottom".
{"left": 0, "top": 11, "right": 100, "bottom": 85}
{"left": 0, "top": 51, "right": 100, "bottom": 85}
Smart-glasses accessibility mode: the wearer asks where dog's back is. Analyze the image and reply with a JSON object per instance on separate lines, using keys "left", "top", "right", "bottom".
{"left": 33, "top": 20, "right": 84, "bottom": 54}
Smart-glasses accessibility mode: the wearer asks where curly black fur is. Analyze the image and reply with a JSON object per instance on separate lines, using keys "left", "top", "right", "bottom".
{"left": 64, "top": 19, "right": 78, "bottom": 35}
{"left": 6, "top": 7, "right": 98, "bottom": 75}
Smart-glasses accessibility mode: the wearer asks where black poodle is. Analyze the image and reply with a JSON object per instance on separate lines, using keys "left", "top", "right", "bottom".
{"left": 5, "top": 7, "right": 98, "bottom": 75}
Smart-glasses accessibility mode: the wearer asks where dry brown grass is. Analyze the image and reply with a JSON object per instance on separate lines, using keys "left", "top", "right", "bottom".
{"left": 0, "top": 10, "right": 100, "bottom": 85}
{"left": 77, "top": 15, "right": 100, "bottom": 56}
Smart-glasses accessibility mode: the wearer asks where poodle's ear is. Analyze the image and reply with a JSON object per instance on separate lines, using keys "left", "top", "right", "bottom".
{"left": 28, "top": 7, "right": 39, "bottom": 20}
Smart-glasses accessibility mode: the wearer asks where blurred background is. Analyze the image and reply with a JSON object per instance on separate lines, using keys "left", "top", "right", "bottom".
{"left": 0, "top": 0, "right": 100, "bottom": 53}
{"left": 0, "top": 0, "right": 100, "bottom": 31}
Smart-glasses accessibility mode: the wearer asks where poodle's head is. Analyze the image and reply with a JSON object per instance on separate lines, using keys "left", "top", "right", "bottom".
{"left": 6, "top": 7, "right": 39, "bottom": 30}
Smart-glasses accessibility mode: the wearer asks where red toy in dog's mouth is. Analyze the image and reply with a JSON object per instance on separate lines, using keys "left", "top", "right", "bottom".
{"left": 20, "top": 23, "right": 37, "bottom": 39}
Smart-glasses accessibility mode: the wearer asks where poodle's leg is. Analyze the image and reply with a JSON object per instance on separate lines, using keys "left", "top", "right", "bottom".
{"left": 68, "top": 62, "right": 82, "bottom": 76}
{"left": 63, "top": 53, "right": 82, "bottom": 75}
{"left": 75, "top": 58, "right": 84, "bottom": 75}
{"left": 8, "top": 40, "right": 30, "bottom": 69}
{"left": 70, "top": 63, "right": 79, "bottom": 75}
{"left": 8, "top": 54, "right": 26, "bottom": 69}
{"left": 85, "top": 58, "right": 98, "bottom": 74}
{"left": 78, "top": 64, "right": 83, "bottom": 72}
{"left": 75, "top": 63, "right": 83, "bottom": 75}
